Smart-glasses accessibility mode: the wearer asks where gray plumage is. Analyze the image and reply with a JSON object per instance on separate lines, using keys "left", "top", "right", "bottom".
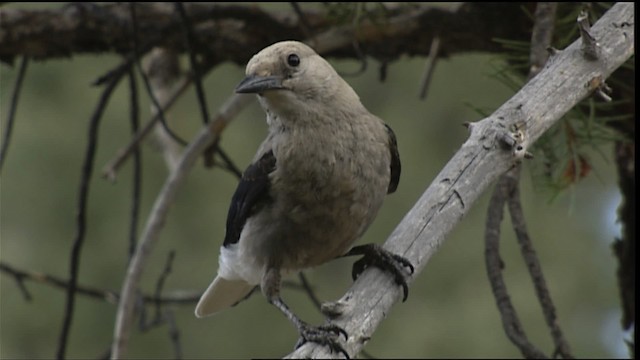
{"left": 195, "top": 40, "right": 406, "bottom": 354}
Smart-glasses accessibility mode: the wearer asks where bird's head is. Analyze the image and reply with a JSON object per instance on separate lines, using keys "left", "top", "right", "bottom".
{"left": 235, "top": 41, "right": 361, "bottom": 118}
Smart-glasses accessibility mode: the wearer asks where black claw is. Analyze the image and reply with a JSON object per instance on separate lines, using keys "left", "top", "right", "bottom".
{"left": 391, "top": 253, "right": 415, "bottom": 274}
{"left": 295, "top": 323, "right": 350, "bottom": 359}
{"left": 351, "top": 257, "right": 367, "bottom": 281}
{"left": 347, "top": 244, "right": 414, "bottom": 302}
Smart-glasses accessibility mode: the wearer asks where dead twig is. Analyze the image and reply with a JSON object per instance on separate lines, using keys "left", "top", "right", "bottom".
{"left": 0, "top": 56, "right": 29, "bottom": 173}
{"left": 101, "top": 76, "right": 191, "bottom": 181}
{"left": 127, "top": 67, "right": 142, "bottom": 263}
{"left": 485, "top": 168, "right": 548, "bottom": 359}
{"left": 57, "top": 69, "right": 123, "bottom": 360}
{"left": 111, "top": 93, "right": 252, "bottom": 359}
{"left": 0, "top": 260, "right": 205, "bottom": 305}
{"left": 484, "top": 3, "right": 572, "bottom": 358}
{"left": 418, "top": 35, "right": 440, "bottom": 100}
{"left": 130, "top": 3, "right": 187, "bottom": 147}
{"left": 507, "top": 169, "right": 573, "bottom": 358}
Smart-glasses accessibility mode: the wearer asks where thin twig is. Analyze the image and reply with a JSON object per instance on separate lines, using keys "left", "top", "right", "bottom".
{"left": 175, "top": 2, "right": 210, "bottom": 125}
{"left": 127, "top": 67, "right": 142, "bottom": 263}
{"left": 0, "top": 260, "right": 310, "bottom": 306}
{"left": 528, "top": 3, "right": 558, "bottom": 80}
{"left": 0, "top": 262, "right": 33, "bottom": 301}
{"left": 111, "top": 93, "right": 252, "bottom": 359}
{"left": 101, "top": 77, "right": 191, "bottom": 181}
{"left": 153, "top": 251, "right": 177, "bottom": 320}
{"left": 507, "top": 170, "right": 573, "bottom": 358}
{"left": 135, "top": 251, "right": 182, "bottom": 359}
{"left": 0, "top": 56, "right": 29, "bottom": 173}
{"left": 129, "top": 3, "right": 187, "bottom": 147}
{"left": 521, "top": 4, "right": 573, "bottom": 358}
{"left": 164, "top": 310, "right": 183, "bottom": 359}
{"left": 485, "top": 169, "right": 548, "bottom": 359}
{"left": 56, "top": 71, "right": 123, "bottom": 360}
{"left": 175, "top": 2, "right": 221, "bottom": 167}
{"left": 485, "top": 3, "right": 571, "bottom": 358}
{"left": 418, "top": 35, "right": 440, "bottom": 100}
{"left": 0, "top": 261, "right": 203, "bottom": 305}
{"left": 144, "top": 48, "right": 185, "bottom": 178}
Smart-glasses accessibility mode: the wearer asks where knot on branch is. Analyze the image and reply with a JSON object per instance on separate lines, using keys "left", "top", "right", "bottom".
{"left": 499, "top": 122, "right": 533, "bottom": 160}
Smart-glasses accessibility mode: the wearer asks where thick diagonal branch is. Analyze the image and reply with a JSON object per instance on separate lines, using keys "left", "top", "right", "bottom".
{"left": 286, "top": 3, "right": 634, "bottom": 358}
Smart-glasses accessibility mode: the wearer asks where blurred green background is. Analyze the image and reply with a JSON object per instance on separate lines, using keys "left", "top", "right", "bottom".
{"left": 0, "top": 3, "right": 629, "bottom": 359}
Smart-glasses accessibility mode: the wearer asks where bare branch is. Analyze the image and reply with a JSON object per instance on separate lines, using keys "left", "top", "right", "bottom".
{"left": 57, "top": 68, "right": 124, "bottom": 360}
{"left": 0, "top": 56, "right": 28, "bottom": 173}
{"left": 152, "top": 251, "right": 177, "bottom": 320}
{"left": 485, "top": 3, "right": 572, "bottom": 359}
{"left": 507, "top": 168, "right": 573, "bottom": 358}
{"left": 143, "top": 47, "right": 184, "bottom": 173}
{"left": 174, "top": 2, "right": 210, "bottom": 126}
{"left": 486, "top": 168, "right": 548, "bottom": 359}
{"left": 127, "top": 67, "right": 142, "bottom": 262}
{"left": 528, "top": 2, "right": 558, "bottom": 80}
{"left": 101, "top": 76, "right": 191, "bottom": 181}
{"left": 0, "top": 261, "right": 201, "bottom": 305}
{"left": 0, "top": 3, "right": 534, "bottom": 65}
{"left": 111, "top": 93, "right": 252, "bottom": 359}
{"left": 285, "top": 3, "right": 634, "bottom": 358}
{"left": 129, "top": 3, "right": 187, "bottom": 147}
{"left": 418, "top": 35, "right": 440, "bottom": 100}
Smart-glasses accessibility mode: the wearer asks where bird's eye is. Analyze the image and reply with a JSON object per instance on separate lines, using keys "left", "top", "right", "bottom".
{"left": 287, "top": 53, "right": 300, "bottom": 67}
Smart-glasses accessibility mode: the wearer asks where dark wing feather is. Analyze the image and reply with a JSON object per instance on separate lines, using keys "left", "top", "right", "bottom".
{"left": 385, "top": 124, "right": 401, "bottom": 194}
{"left": 223, "top": 150, "right": 276, "bottom": 247}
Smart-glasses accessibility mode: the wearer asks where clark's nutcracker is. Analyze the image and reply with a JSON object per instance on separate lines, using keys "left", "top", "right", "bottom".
{"left": 196, "top": 40, "right": 413, "bottom": 356}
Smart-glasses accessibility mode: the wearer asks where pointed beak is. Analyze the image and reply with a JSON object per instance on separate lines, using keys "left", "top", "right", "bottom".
{"left": 235, "top": 75, "right": 285, "bottom": 94}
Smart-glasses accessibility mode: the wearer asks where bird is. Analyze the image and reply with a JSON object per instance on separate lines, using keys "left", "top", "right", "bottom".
{"left": 195, "top": 40, "right": 413, "bottom": 357}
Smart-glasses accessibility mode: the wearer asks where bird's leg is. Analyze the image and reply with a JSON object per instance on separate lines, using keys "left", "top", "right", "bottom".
{"left": 343, "top": 244, "right": 414, "bottom": 301}
{"left": 262, "top": 268, "right": 350, "bottom": 358}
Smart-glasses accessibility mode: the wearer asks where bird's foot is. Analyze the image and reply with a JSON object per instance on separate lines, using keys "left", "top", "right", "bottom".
{"left": 350, "top": 244, "right": 414, "bottom": 301}
{"left": 294, "top": 322, "right": 349, "bottom": 358}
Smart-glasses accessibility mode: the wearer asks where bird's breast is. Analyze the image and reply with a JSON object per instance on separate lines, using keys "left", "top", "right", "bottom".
{"left": 267, "top": 121, "right": 389, "bottom": 258}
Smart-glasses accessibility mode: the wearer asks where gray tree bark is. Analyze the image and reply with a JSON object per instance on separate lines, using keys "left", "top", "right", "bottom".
{"left": 285, "top": 2, "right": 634, "bottom": 358}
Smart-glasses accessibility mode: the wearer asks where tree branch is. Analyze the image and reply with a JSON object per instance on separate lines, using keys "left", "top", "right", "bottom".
{"left": 0, "top": 3, "right": 534, "bottom": 65}
{"left": 56, "top": 65, "right": 124, "bottom": 360}
{"left": 0, "top": 56, "right": 28, "bottom": 173}
{"left": 507, "top": 167, "right": 573, "bottom": 359}
{"left": 126, "top": 66, "right": 142, "bottom": 263}
{"left": 485, "top": 3, "right": 572, "bottom": 359}
{"left": 285, "top": 3, "right": 634, "bottom": 358}
{"left": 485, "top": 168, "right": 548, "bottom": 359}
{"left": 110, "top": 93, "right": 252, "bottom": 359}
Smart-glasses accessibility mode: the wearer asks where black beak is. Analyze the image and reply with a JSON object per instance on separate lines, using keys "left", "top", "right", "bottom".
{"left": 235, "top": 75, "right": 285, "bottom": 94}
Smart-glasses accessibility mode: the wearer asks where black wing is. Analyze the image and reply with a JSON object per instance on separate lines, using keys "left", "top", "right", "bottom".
{"left": 223, "top": 150, "right": 276, "bottom": 247}
{"left": 385, "top": 124, "right": 401, "bottom": 194}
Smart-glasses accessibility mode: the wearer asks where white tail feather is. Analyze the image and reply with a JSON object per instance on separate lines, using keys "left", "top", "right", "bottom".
{"left": 195, "top": 277, "right": 254, "bottom": 318}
